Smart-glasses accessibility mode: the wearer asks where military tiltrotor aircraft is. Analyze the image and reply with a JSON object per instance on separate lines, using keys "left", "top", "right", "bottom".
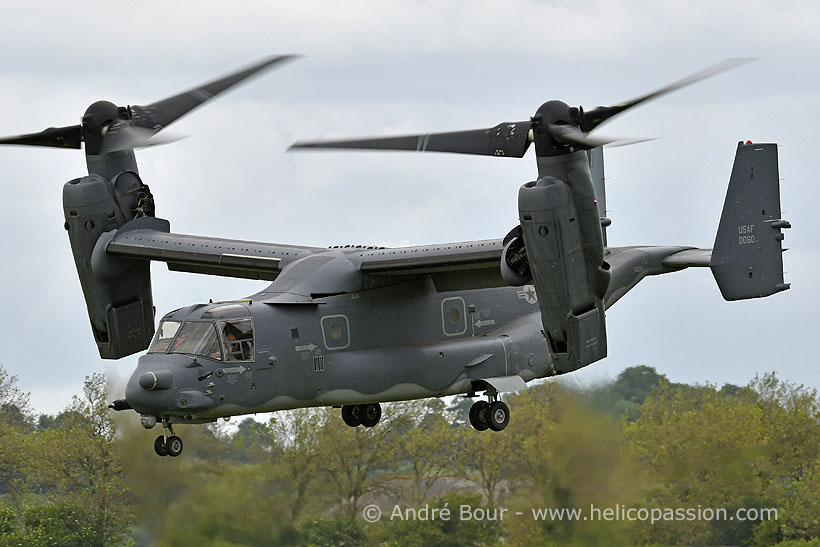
{"left": 0, "top": 57, "right": 790, "bottom": 457}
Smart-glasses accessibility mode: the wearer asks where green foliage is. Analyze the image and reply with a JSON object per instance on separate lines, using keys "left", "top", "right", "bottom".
{"left": 7, "top": 362, "right": 820, "bottom": 546}
{"left": 19, "top": 502, "right": 95, "bottom": 547}
{"left": 317, "top": 403, "right": 415, "bottom": 520}
{"left": 303, "top": 517, "right": 365, "bottom": 547}
{"left": 268, "top": 407, "right": 327, "bottom": 521}
{"left": 157, "top": 464, "right": 294, "bottom": 547}
{"left": 379, "top": 493, "right": 503, "bottom": 547}
{"left": 0, "top": 504, "right": 15, "bottom": 535}
{"left": 611, "top": 365, "right": 670, "bottom": 405}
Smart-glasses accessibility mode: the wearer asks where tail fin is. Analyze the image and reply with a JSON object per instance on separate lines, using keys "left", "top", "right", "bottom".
{"left": 710, "top": 142, "right": 790, "bottom": 300}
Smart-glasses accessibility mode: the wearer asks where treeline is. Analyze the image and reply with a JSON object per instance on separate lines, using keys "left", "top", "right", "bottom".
{"left": 0, "top": 365, "right": 820, "bottom": 546}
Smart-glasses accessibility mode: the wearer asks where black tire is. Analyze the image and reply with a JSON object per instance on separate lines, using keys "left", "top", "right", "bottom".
{"left": 469, "top": 401, "right": 490, "bottom": 431}
{"left": 487, "top": 401, "right": 510, "bottom": 432}
{"left": 341, "top": 405, "right": 361, "bottom": 427}
{"left": 361, "top": 403, "right": 382, "bottom": 428}
{"left": 154, "top": 435, "right": 169, "bottom": 457}
{"left": 166, "top": 435, "right": 184, "bottom": 457}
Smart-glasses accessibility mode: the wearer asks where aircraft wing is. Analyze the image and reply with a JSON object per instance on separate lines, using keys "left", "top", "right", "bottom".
{"left": 102, "top": 217, "right": 322, "bottom": 281}
{"left": 103, "top": 217, "right": 712, "bottom": 296}
{"left": 352, "top": 240, "right": 718, "bottom": 295}
{"left": 352, "top": 239, "right": 506, "bottom": 291}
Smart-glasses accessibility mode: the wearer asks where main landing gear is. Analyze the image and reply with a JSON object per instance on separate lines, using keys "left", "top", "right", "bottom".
{"left": 341, "top": 403, "right": 382, "bottom": 428}
{"left": 154, "top": 420, "right": 183, "bottom": 457}
{"left": 468, "top": 394, "right": 510, "bottom": 432}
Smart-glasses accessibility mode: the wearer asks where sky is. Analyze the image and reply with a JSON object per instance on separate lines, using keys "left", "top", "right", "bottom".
{"left": 0, "top": 0, "right": 817, "bottom": 414}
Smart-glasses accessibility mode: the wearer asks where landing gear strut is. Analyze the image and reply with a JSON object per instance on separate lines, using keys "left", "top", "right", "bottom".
{"left": 341, "top": 403, "right": 382, "bottom": 428}
{"left": 154, "top": 419, "right": 183, "bottom": 457}
{"left": 468, "top": 392, "right": 509, "bottom": 432}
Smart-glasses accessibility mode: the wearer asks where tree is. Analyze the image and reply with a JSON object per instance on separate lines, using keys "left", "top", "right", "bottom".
{"left": 624, "top": 375, "right": 820, "bottom": 545}
{"left": 38, "top": 373, "right": 134, "bottom": 546}
{"left": 395, "top": 403, "right": 457, "bottom": 504}
{"left": 318, "top": 403, "right": 414, "bottom": 520}
{"left": 612, "top": 365, "right": 670, "bottom": 405}
{"left": 268, "top": 407, "right": 328, "bottom": 522}
{"left": 379, "top": 492, "right": 503, "bottom": 547}
{"left": 505, "top": 383, "right": 644, "bottom": 545}
{"left": 0, "top": 365, "right": 36, "bottom": 499}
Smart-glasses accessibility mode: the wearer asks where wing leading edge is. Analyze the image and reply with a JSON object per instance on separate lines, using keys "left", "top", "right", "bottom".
{"left": 102, "top": 217, "right": 321, "bottom": 281}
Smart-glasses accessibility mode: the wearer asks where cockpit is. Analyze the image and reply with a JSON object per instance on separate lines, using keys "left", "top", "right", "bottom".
{"left": 147, "top": 303, "right": 255, "bottom": 362}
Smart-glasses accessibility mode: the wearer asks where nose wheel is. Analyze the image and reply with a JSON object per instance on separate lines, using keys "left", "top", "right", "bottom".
{"left": 154, "top": 420, "right": 184, "bottom": 457}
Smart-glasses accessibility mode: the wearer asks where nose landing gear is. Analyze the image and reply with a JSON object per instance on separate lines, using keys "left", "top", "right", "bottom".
{"left": 341, "top": 403, "right": 382, "bottom": 428}
{"left": 153, "top": 419, "right": 184, "bottom": 457}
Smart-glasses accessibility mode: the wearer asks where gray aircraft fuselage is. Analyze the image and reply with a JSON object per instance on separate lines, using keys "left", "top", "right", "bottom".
{"left": 127, "top": 262, "right": 547, "bottom": 423}
{"left": 125, "top": 242, "right": 688, "bottom": 425}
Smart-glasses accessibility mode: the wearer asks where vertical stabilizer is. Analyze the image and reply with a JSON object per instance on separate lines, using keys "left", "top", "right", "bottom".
{"left": 710, "top": 142, "right": 790, "bottom": 300}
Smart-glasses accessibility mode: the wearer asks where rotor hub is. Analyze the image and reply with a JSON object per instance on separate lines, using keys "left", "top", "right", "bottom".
{"left": 82, "top": 100, "right": 126, "bottom": 155}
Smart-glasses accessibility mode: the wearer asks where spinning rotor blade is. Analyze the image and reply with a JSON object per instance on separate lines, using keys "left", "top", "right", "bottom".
{"left": 129, "top": 54, "right": 299, "bottom": 134}
{"left": 290, "top": 58, "right": 752, "bottom": 160}
{"left": 100, "top": 123, "right": 187, "bottom": 153}
{"left": 0, "top": 124, "right": 81, "bottom": 149}
{"left": 290, "top": 121, "right": 533, "bottom": 158}
{"left": 0, "top": 55, "right": 298, "bottom": 153}
{"left": 548, "top": 124, "right": 617, "bottom": 148}
{"left": 579, "top": 58, "right": 755, "bottom": 132}
{"left": 548, "top": 124, "right": 656, "bottom": 149}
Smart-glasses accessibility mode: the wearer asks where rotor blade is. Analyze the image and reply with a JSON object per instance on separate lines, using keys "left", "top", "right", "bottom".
{"left": 548, "top": 124, "right": 656, "bottom": 149}
{"left": 290, "top": 121, "right": 533, "bottom": 158}
{"left": 130, "top": 55, "right": 299, "bottom": 134}
{"left": 580, "top": 58, "right": 755, "bottom": 132}
{"left": 0, "top": 124, "right": 82, "bottom": 149}
{"left": 604, "top": 136, "right": 657, "bottom": 148}
{"left": 548, "top": 124, "right": 617, "bottom": 149}
{"left": 101, "top": 122, "right": 187, "bottom": 153}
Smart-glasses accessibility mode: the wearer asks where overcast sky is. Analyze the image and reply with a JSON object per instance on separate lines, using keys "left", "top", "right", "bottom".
{"left": 0, "top": 1, "right": 817, "bottom": 414}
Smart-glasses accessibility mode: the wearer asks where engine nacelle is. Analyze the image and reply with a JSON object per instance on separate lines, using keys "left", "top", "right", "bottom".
{"left": 63, "top": 171, "right": 157, "bottom": 359}
{"left": 518, "top": 176, "right": 608, "bottom": 373}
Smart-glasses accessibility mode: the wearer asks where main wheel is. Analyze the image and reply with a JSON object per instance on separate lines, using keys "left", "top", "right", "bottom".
{"left": 341, "top": 405, "right": 362, "bottom": 427}
{"left": 469, "top": 401, "right": 490, "bottom": 431}
{"left": 360, "top": 403, "right": 382, "bottom": 428}
{"left": 487, "top": 401, "right": 510, "bottom": 432}
{"left": 154, "top": 435, "right": 169, "bottom": 457}
{"left": 166, "top": 435, "right": 184, "bottom": 457}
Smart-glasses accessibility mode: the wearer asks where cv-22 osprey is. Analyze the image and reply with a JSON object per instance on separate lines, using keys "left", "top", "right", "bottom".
{"left": 0, "top": 57, "right": 789, "bottom": 456}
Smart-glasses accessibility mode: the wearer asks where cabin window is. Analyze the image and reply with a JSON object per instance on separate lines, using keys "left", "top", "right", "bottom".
{"left": 219, "top": 319, "right": 255, "bottom": 362}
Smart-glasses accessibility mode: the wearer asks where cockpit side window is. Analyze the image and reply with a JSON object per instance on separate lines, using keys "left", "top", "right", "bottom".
{"left": 148, "top": 320, "right": 182, "bottom": 354}
{"left": 219, "top": 319, "right": 254, "bottom": 362}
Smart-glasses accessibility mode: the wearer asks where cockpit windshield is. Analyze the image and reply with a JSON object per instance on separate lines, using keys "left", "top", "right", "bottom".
{"left": 148, "top": 320, "right": 223, "bottom": 361}
{"left": 172, "top": 322, "right": 223, "bottom": 360}
{"left": 147, "top": 320, "right": 182, "bottom": 354}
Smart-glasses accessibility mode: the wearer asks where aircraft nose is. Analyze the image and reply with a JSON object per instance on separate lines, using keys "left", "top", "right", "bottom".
{"left": 125, "top": 355, "right": 215, "bottom": 414}
{"left": 125, "top": 369, "right": 176, "bottom": 414}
